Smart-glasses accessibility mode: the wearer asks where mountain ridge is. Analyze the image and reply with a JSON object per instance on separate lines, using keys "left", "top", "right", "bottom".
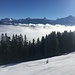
{"left": 0, "top": 15, "right": 75, "bottom": 25}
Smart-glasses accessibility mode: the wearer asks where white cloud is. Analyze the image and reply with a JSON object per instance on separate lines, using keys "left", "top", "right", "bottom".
{"left": 0, "top": 24, "right": 75, "bottom": 41}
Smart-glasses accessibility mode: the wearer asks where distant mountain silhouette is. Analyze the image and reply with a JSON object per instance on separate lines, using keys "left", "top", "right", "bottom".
{"left": 54, "top": 15, "right": 75, "bottom": 25}
{"left": 0, "top": 15, "right": 75, "bottom": 25}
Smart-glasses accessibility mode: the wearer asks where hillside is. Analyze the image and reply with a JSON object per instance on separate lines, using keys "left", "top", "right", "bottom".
{"left": 0, "top": 52, "right": 75, "bottom": 75}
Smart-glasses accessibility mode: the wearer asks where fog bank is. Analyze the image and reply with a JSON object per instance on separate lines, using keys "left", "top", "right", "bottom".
{"left": 0, "top": 24, "right": 75, "bottom": 41}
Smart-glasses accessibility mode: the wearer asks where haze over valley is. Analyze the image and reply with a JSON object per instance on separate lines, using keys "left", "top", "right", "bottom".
{"left": 0, "top": 24, "right": 75, "bottom": 41}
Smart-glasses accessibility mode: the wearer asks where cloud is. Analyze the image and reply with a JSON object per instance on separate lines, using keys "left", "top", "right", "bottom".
{"left": 0, "top": 24, "right": 75, "bottom": 41}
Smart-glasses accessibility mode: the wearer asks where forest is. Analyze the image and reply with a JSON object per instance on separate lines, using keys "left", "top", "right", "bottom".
{"left": 0, "top": 31, "right": 75, "bottom": 65}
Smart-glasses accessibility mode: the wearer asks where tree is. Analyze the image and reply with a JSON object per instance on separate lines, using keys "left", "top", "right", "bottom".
{"left": 23, "top": 35, "right": 28, "bottom": 60}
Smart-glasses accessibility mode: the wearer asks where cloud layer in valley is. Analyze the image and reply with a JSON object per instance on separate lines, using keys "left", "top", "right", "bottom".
{"left": 0, "top": 24, "right": 75, "bottom": 41}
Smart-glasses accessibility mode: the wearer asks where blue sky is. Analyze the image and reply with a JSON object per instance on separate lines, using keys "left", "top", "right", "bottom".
{"left": 0, "top": 0, "right": 75, "bottom": 19}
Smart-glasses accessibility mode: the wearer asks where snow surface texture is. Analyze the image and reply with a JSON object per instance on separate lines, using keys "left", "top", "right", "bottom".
{"left": 0, "top": 52, "right": 75, "bottom": 75}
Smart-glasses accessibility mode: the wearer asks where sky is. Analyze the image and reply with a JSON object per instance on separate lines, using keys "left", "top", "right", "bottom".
{"left": 0, "top": 0, "right": 75, "bottom": 19}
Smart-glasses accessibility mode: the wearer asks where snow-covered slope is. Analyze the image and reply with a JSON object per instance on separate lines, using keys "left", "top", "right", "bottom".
{"left": 0, "top": 52, "right": 75, "bottom": 75}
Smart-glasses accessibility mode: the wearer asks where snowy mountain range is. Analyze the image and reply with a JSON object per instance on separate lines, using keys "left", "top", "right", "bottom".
{"left": 0, "top": 15, "right": 75, "bottom": 25}
{"left": 0, "top": 52, "right": 75, "bottom": 75}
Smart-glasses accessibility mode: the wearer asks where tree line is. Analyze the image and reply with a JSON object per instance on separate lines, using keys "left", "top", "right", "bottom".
{"left": 0, "top": 31, "right": 75, "bottom": 65}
